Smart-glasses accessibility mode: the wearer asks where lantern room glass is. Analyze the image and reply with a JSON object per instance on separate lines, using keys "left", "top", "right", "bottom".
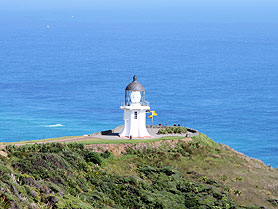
{"left": 125, "top": 90, "right": 146, "bottom": 106}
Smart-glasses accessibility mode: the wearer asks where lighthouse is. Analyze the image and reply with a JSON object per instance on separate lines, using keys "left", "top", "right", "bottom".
{"left": 119, "top": 76, "right": 151, "bottom": 138}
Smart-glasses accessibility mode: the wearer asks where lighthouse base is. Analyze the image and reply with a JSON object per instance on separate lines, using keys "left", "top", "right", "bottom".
{"left": 119, "top": 135, "right": 152, "bottom": 139}
{"left": 119, "top": 106, "right": 151, "bottom": 138}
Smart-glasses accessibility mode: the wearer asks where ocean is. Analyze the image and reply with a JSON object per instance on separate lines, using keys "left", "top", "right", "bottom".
{"left": 0, "top": 5, "right": 278, "bottom": 166}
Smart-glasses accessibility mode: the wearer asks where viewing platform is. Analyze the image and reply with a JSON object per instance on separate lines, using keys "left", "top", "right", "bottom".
{"left": 90, "top": 125, "right": 199, "bottom": 139}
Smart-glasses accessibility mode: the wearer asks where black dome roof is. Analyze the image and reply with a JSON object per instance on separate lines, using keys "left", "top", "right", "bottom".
{"left": 125, "top": 75, "right": 145, "bottom": 91}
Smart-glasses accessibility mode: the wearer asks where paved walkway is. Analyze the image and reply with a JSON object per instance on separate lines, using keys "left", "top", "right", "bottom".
{"left": 91, "top": 125, "right": 193, "bottom": 140}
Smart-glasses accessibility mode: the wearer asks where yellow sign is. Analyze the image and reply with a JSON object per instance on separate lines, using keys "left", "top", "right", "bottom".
{"left": 150, "top": 111, "right": 157, "bottom": 116}
{"left": 148, "top": 110, "right": 157, "bottom": 126}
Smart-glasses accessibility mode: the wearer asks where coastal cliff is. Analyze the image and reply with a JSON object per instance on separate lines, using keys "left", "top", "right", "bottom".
{"left": 0, "top": 134, "right": 278, "bottom": 208}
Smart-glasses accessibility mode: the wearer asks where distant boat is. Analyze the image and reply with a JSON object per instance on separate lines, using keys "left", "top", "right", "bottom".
{"left": 46, "top": 25, "right": 50, "bottom": 29}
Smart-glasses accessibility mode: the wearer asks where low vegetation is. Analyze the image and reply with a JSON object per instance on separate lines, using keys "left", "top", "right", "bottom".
{"left": 0, "top": 134, "right": 277, "bottom": 208}
{"left": 69, "top": 136, "right": 185, "bottom": 145}
{"left": 157, "top": 126, "right": 187, "bottom": 134}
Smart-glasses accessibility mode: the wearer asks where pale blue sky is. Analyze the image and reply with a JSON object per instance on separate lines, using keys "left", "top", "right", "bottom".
{"left": 1, "top": 0, "right": 278, "bottom": 10}
{"left": 1, "top": 0, "right": 278, "bottom": 24}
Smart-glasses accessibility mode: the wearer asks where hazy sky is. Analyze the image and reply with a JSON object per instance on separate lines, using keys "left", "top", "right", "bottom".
{"left": 1, "top": 0, "right": 278, "bottom": 10}
{"left": 1, "top": 0, "right": 278, "bottom": 24}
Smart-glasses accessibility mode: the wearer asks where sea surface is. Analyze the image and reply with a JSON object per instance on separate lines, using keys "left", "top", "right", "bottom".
{"left": 1, "top": 5, "right": 278, "bottom": 166}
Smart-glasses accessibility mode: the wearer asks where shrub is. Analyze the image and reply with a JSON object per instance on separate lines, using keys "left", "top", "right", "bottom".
{"left": 101, "top": 150, "right": 112, "bottom": 159}
{"left": 235, "top": 176, "right": 243, "bottom": 181}
{"left": 267, "top": 198, "right": 278, "bottom": 206}
{"left": 157, "top": 126, "right": 187, "bottom": 134}
{"left": 84, "top": 151, "right": 102, "bottom": 165}
{"left": 157, "top": 129, "right": 166, "bottom": 134}
{"left": 220, "top": 175, "right": 227, "bottom": 181}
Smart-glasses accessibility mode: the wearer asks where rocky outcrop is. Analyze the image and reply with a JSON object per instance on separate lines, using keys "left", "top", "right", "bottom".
{"left": 0, "top": 151, "right": 8, "bottom": 158}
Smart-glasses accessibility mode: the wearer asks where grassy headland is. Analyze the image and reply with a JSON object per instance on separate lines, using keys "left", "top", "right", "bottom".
{"left": 0, "top": 136, "right": 79, "bottom": 146}
{"left": 0, "top": 134, "right": 277, "bottom": 208}
{"left": 0, "top": 136, "right": 185, "bottom": 147}
{"left": 68, "top": 136, "right": 185, "bottom": 145}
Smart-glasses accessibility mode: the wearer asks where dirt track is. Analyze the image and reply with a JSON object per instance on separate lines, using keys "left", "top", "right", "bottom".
{"left": 0, "top": 136, "right": 99, "bottom": 150}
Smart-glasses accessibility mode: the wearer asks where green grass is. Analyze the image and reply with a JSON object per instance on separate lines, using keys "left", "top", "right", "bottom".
{"left": 67, "top": 136, "right": 185, "bottom": 145}
{"left": 0, "top": 136, "right": 80, "bottom": 145}
{"left": 1, "top": 136, "right": 185, "bottom": 146}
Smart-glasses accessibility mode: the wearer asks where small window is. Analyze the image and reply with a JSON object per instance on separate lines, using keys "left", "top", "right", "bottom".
{"left": 134, "top": 112, "right": 138, "bottom": 119}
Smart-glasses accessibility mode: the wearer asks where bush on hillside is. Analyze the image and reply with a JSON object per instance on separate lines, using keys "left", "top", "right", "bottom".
{"left": 84, "top": 151, "right": 102, "bottom": 165}
{"left": 158, "top": 126, "right": 187, "bottom": 134}
{"left": 0, "top": 140, "right": 266, "bottom": 209}
{"left": 100, "top": 150, "right": 112, "bottom": 159}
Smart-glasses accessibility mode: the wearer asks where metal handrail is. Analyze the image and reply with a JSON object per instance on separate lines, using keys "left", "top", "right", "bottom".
{"left": 120, "top": 101, "right": 150, "bottom": 106}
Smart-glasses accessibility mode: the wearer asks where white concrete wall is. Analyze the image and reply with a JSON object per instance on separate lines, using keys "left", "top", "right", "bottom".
{"left": 120, "top": 107, "right": 151, "bottom": 138}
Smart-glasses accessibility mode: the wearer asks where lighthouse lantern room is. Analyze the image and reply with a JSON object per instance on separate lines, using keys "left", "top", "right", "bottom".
{"left": 120, "top": 76, "right": 151, "bottom": 138}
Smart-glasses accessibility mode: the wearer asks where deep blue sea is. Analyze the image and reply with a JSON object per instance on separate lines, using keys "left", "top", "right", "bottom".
{"left": 1, "top": 3, "right": 278, "bottom": 166}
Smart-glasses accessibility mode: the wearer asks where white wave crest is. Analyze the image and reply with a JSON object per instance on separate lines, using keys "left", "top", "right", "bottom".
{"left": 45, "top": 124, "right": 64, "bottom": 127}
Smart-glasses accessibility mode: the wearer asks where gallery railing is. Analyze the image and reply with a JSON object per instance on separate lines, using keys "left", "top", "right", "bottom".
{"left": 120, "top": 101, "right": 150, "bottom": 107}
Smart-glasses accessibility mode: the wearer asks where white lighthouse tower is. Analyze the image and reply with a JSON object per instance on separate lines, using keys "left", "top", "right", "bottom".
{"left": 119, "top": 76, "right": 151, "bottom": 138}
